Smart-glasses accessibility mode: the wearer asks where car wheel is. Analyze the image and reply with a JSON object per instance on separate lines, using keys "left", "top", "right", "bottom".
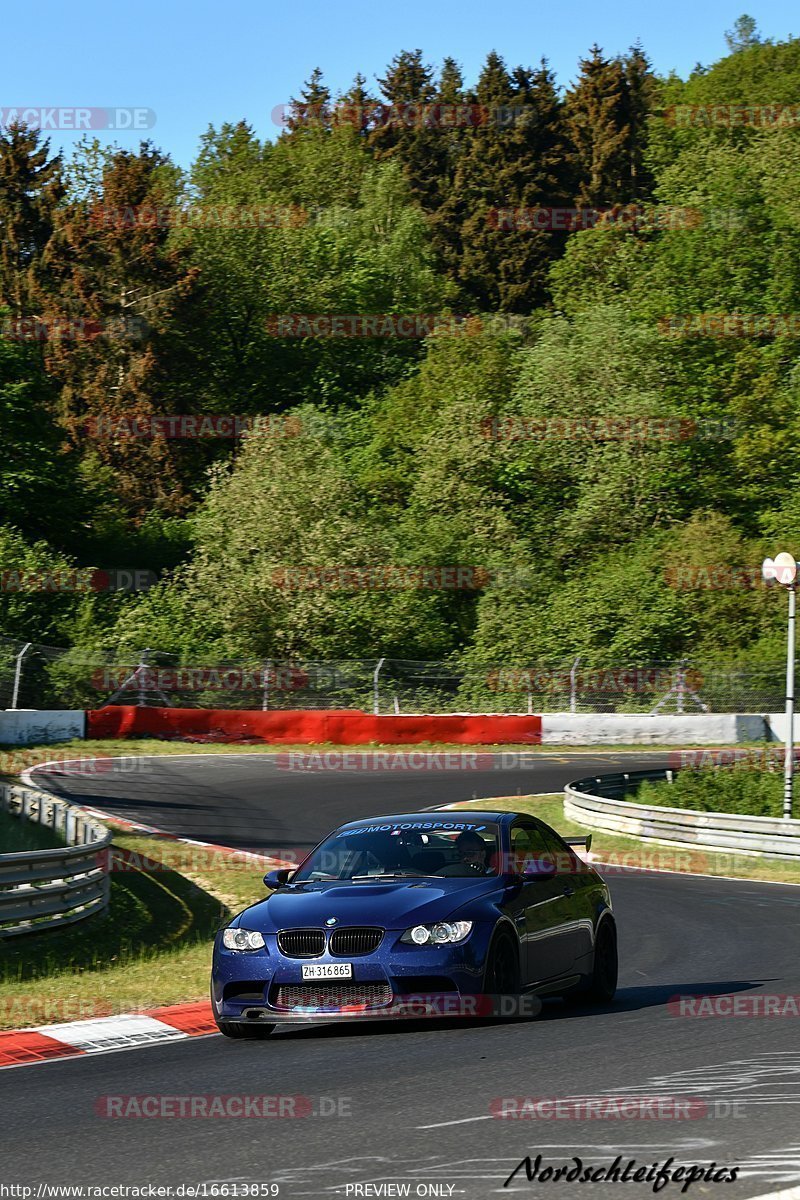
{"left": 562, "top": 918, "right": 618, "bottom": 1006}
{"left": 215, "top": 1019, "right": 275, "bottom": 1039}
{"left": 585, "top": 918, "right": 618, "bottom": 1004}
{"left": 483, "top": 929, "right": 521, "bottom": 1011}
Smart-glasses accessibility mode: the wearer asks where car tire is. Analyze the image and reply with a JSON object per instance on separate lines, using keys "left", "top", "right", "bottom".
{"left": 482, "top": 929, "right": 522, "bottom": 1015}
{"left": 215, "top": 1019, "right": 276, "bottom": 1039}
{"left": 562, "top": 918, "right": 618, "bottom": 1006}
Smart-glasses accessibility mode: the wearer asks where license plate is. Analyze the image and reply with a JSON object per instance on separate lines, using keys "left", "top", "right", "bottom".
{"left": 301, "top": 962, "right": 353, "bottom": 980}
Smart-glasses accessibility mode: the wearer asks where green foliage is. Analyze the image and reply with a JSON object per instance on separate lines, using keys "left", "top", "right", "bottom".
{"left": 0, "top": 326, "right": 85, "bottom": 543}
{"left": 2, "top": 33, "right": 800, "bottom": 675}
{"left": 637, "top": 767, "right": 783, "bottom": 818}
{"left": 0, "top": 526, "right": 86, "bottom": 643}
{"left": 179, "top": 147, "right": 456, "bottom": 414}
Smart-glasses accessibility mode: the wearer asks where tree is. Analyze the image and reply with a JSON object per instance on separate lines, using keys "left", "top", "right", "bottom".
{"left": 565, "top": 46, "right": 631, "bottom": 207}
{"left": 0, "top": 126, "right": 63, "bottom": 318}
{"left": 284, "top": 68, "right": 332, "bottom": 134}
{"left": 108, "top": 405, "right": 459, "bottom": 660}
{"left": 368, "top": 50, "right": 447, "bottom": 211}
{"left": 337, "top": 73, "right": 378, "bottom": 138}
{"left": 0, "top": 322, "right": 86, "bottom": 544}
{"left": 725, "top": 15, "right": 762, "bottom": 53}
{"left": 38, "top": 142, "right": 201, "bottom": 518}
{"left": 622, "top": 44, "right": 658, "bottom": 199}
{"left": 435, "top": 54, "right": 574, "bottom": 310}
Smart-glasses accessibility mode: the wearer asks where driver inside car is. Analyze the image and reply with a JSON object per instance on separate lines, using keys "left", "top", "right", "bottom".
{"left": 435, "top": 829, "right": 490, "bottom": 876}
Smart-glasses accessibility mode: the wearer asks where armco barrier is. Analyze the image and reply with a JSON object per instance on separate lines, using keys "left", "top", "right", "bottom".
{"left": 86, "top": 707, "right": 543, "bottom": 745}
{"left": 0, "top": 784, "right": 112, "bottom": 937}
{"left": 564, "top": 769, "right": 800, "bottom": 860}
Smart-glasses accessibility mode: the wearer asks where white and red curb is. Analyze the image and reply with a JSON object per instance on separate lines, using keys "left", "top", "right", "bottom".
{"left": 0, "top": 1001, "right": 219, "bottom": 1069}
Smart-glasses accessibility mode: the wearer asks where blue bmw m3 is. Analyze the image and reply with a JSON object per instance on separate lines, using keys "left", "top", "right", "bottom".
{"left": 210, "top": 809, "right": 617, "bottom": 1038}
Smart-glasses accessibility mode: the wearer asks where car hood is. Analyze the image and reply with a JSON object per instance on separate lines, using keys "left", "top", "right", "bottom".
{"left": 239, "top": 877, "right": 501, "bottom": 931}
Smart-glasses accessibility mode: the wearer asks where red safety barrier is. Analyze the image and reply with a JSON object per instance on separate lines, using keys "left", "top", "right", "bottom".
{"left": 86, "top": 707, "right": 542, "bottom": 745}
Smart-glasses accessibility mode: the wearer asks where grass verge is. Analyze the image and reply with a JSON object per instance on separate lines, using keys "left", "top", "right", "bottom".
{"left": 0, "top": 808, "right": 64, "bottom": 853}
{"left": 0, "top": 829, "right": 267, "bottom": 1030}
{"left": 0, "top": 736, "right": 780, "bottom": 777}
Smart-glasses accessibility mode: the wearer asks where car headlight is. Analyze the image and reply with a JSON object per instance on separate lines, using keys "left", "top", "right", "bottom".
{"left": 222, "top": 928, "right": 266, "bottom": 951}
{"left": 401, "top": 921, "right": 472, "bottom": 946}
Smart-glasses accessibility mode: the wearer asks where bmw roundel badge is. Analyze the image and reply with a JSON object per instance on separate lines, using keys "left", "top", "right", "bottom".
{"left": 325, "top": 917, "right": 337, "bottom": 926}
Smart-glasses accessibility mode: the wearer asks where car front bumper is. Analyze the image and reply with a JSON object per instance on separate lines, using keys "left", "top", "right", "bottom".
{"left": 211, "top": 925, "right": 496, "bottom": 1023}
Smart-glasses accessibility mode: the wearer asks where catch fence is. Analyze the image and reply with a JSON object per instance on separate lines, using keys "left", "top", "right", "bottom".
{"left": 0, "top": 637, "right": 787, "bottom": 715}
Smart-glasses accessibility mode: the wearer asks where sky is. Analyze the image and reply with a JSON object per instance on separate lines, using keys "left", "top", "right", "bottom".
{"left": 0, "top": 0, "right": 796, "bottom": 169}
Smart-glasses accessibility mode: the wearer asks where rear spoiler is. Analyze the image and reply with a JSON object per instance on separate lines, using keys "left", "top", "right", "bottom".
{"left": 564, "top": 835, "right": 593, "bottom": 852}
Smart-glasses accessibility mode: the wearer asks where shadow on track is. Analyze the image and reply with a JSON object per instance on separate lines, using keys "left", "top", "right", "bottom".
{"left": 240, "top": 978, "right": 771, "bottom": 1042}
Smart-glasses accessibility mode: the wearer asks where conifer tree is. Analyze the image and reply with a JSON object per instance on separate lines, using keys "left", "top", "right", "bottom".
{"left": 725, "top": 15, "right": 761, "bottom": 52}
{"left": 435, "top": 54, "right": 573, "bottom": 310}
{"left": 337, "top": 73, "right": 378, "bottom": 137}
{"left": 565, "top": 45, "right": 631, "bottom": 207}
{"left": 368, "top": 50, "right": 446, "bottom": 209}
{"left": 0, "top": 126, "right": 63, "bottom": 318}
{"left": 622, "top": 44, "right": 657, "bottom": 200}
{"left": 285, "top": 68, "right": 332, "bottom": 134}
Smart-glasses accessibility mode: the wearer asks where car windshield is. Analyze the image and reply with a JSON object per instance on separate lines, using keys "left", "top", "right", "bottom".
{"left": 293, "top": 821, "right": 502, "bottom": 882}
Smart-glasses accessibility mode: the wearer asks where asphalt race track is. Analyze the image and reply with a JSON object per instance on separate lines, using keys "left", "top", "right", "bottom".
{"left": 27, "top": 749, "right": 674, "bottom": 854}
{"left": 3, "top": 751, "right": 799, "bottom": 1197}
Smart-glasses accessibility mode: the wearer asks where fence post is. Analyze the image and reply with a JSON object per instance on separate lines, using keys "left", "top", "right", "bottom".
{"left": 138, "top": 649, "right": 151, "bottom": 707}
{"left": 10, "top": 642, "right": 32, "bottom": 709}
{"left": 675, "top": 660, "right": 685, "bottom": 714}
{"left": 373, "top": 657, "right": 385, "bottom": 716}
{"left": 569, "top": 656, "right": 581, "bottom": 714}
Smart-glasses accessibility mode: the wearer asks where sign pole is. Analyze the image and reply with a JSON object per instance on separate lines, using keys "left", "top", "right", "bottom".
{"left": 784, "top": 584, "right": 795, "bottom": 820}
{"left": 762, "top": 553, "right": 797, "bottom": 819}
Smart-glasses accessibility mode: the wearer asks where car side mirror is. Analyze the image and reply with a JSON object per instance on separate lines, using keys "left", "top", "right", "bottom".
{"left": 264, "top": 868, "right": 293, "bottom": 888}
{"left": 520, "top": 856, "right": 557, "bottom": 881}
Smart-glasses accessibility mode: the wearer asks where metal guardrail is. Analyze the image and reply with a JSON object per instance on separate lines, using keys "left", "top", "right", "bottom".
{"left": 0, "top": 784, "right": 112, "bottom": 937}
{"left": 564, "top": 769, "right": 800, "bottom": 860}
